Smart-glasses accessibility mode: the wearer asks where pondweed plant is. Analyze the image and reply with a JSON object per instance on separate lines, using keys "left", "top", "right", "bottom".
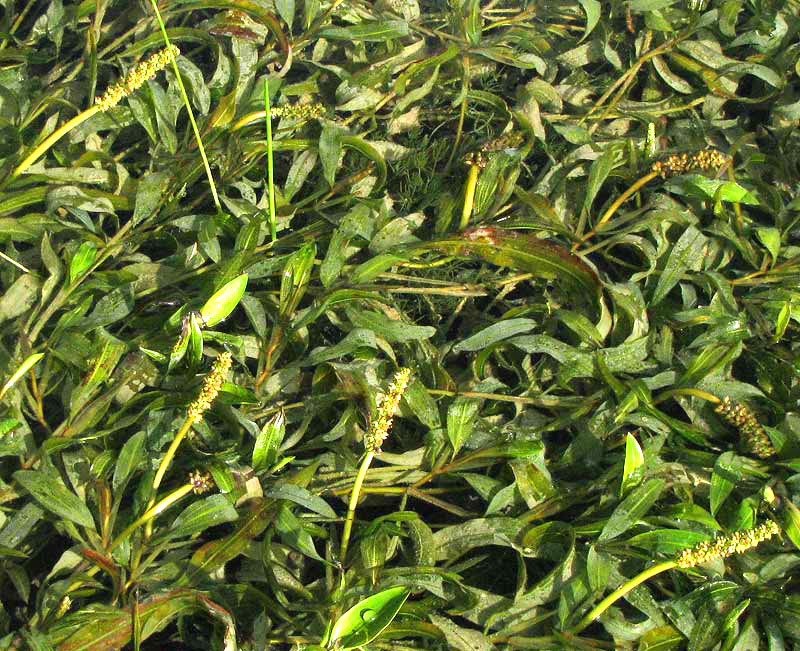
{"left": 1, "top": 1, "right": 800, "bottom": 650}
{"left": 571, "top": 520, "right": 782, "bottom": 634}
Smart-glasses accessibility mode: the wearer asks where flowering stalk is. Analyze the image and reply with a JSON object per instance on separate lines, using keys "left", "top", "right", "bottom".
{"left": 11, "top": 47, "right": 178, "bottom": 179}
{"left": 151, "top": 351, "right": 232, "bottom": 495}
{"left": 111, "top": 470, "right": 213, "bottom": 551}
{"left": 714, "top": 397, "right": 775, "bottom": 459}
{"left": 653, "top": 389, "right": 775, "bottom": 459}
{"left": 574, "top": 149, "right": 730, "bottom": 251}
{"left": 571, "top": 521, "right": 780, "bottom": 634}
{"left": 339, "top": 368, "right": 411, "bottom": 563}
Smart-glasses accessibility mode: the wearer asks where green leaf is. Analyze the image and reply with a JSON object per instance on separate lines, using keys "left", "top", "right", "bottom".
{"left": 279, "top": 244, "right": 315, "bottom": 317}
{"left": 346, "top": 308, "right": 436, "bottom": 342}
{"left": 428, "top": 614, "right": 493, "bottom": 651}
{"left": 0, "top": 352, "right": 44, "bottom": 401}
{"left": 417, "top": 228, "right": 601, "bottom": 310}
{"left": 132, "top": 171, "right": 170, "bottom": 226}
{"left": 620, "top": 432, "right": 645, "bottom": 497}
{"left": 274, "top": 503, "right": 325, "bottom": 562}
{"left": 584, "top": 146, "right": 615, "bottom": 217}
{"left": 319, "top": 20, "right": 409, "bottom": 42}
{"left": 265, "top": 483, "right": 336, "bottom": 519}
{"left": 328, "top": 586, "right": 410, "bottom": 650}
{"left": 166, "top": 495, "right": 238, "bottom": 540}
{"left": 756, "top": 226, "right": 780, "bottom": 262}
{"left": 319, "top": 122, "right": 343, "bottom": 187}
{"left": 112, "top": 431, "right": 145, "bottom": 495}
{"left": 598, "top": 478, "right": 665, "bottom": 542}
{"left": 639, "top": 625, "right": 684, "bottom": 651}
{"left": 187, "top": 311, "right": 204, "bottom": 367}
{"left": 710, "top": 451, "right": 740, "bottom": 515}
{"left": 0, "top": 274, "right": 41, "bottom": 325}
{"left": 672, "top": 174, "right": 759, "bottom": 205}
{"left": 252, "top": 410, "right": 286, "bottom": 472}
{"left": 447, "top": 397, "right": 479, "bottom": 458}
{"left": 81, "top": 284, "right": 135, "bottom": 329}
{"left": 651, "top": 225, "right": 708, "bottom": 305}
{"left": 453, "top": 318, "right": 537, "bottom": 352}
{"left": 577, "top": 0, "right": 601, "bottom": 41}
{"left": 13, "top": 470, "right": 95, "bottom": 530}
{"left": 199, "top": 273, "right": 248, "bottom": 327}
{"left": 627, "top": 529, "right": 709, "bottom": 554}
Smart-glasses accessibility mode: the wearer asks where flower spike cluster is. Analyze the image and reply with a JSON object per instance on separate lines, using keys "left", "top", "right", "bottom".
{"left": 270, "top": 102, "right": 326, "bottom": 121}
{"left": 188, "top": 469, "right": 213, "bottom": 494}
{"left": 715, "top": 396, "right": 775, "bottom": 458}
{"left": 676, "top": 520, "right": 781, "bottom": 568}
{"left": 95, "top": 46, "right": 179, "bottom": 112}
{"left": 650, "top": 149, "right": 729, "bottom": 178}
{"left": 366, "top": 368, "right": 412, "bottom": 453}
{"left": 187, "top": 351, "right": 232, "bottom": 425}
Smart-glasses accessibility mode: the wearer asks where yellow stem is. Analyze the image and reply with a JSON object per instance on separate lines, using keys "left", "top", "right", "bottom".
{"left": 460, "top": 164, "right": 480, "bottom": 230}
{"left": 339, "top": 450, "right": 374, "bottom": 563}
{"left": 111, "top": 483, "right": 194, "bottom": 551}
{"left": 653, "top": 388, "right": 721, "bottom": 405}
{"left": 11, "top": 106, "right": 100, "bottom": 179}
{"left": 147, "top": 0, "right": 220, "bottom": 211}
{"left": 571, "top": 560, "right": 677, "bottom": 634}
{"left": 574, "top": 171, "right": 659, "bottom": 252}
{"left": 144, "top": 416, "right": 194, "bottom": 538}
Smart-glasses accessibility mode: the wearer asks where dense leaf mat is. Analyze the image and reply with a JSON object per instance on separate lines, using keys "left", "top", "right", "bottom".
{"left": 0, "top": 1, "right": 799, "bottom": 649}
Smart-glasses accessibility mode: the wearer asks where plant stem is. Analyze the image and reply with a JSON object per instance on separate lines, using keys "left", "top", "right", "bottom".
{"left": 111, "top": 483, "right": 195, "bottom": 551}
{"left": 151, "top": 417, "right": 194, "bottom": 494}
{"left": 460, "top": 164, "right": 480, "bottom": 230}
{"left": 339, "top": 450, "right": 375, "bottom": 563}
{"left": 653, "top": 388, "right": 720, "bottom": 406}
{"left": 147, "top": 0, "right": 220, "bottom": 211}
{"left": 574, "top": 171, "right": 658, "bottom": 252}
{"left": 571, "top": 560, "right": 676, "bottom": 634}
{"left": 11, "top": 106, "right": 100, "bottom": 179}
{"left": 264, "top": 79, "right": 277, "bottom": 241}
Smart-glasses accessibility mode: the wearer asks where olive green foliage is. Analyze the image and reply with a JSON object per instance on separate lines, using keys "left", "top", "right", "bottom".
{"left": 0, "top": 0, "right": 799, "bottom": 649}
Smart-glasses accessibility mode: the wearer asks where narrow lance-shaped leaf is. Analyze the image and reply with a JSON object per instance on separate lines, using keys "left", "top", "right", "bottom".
{"left": 69, "top": 241, "right": 97, "bottom": 284}
{"left": 0, "top": 352, "right": 44, "bottom": 401}
{"left": 620, "top": 433, "right": 645, "bottom": 497}
{"left": 13, "top": 470, "right": 96, "bottom": 530}
{"left": 252, "top": 410, "right": 286, "bottom": 472}
{"left": 279, "top": 243, "right": 315, "bottom": 317}
{"left": 414, "top": 228, "right": 601, "bottom": 312}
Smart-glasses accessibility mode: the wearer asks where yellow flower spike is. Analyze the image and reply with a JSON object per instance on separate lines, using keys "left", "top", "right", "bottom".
{"left": 187, "top": 351, "right": 233, "bottom": 425}
{"left": 340, "top": 368, "right": 413, "bottom": 564}
{"left": 574, "top": 148, "right": 730, "bottom": 252}
{"left": 366, "top": 367, "right": 412, "bottom": 454}
{"left": 152, "top": 351, "right": 233, "bottom": 498}
{"left": 715, "top": 396, "right": 775, "bottom": 459}
{"left": 95, "top": 46, "right": 179, "bottom": 112}
{"left": 572, "top": 520, "right": 781, "bottom": 634}
{"left": 11, "top": 46, "right": 179, "bottom": 179}
{"left": 676, "top": 520, "right": 781, "bottom": 568}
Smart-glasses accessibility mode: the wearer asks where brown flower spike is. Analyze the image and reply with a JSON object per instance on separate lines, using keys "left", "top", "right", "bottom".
{"left": 650, "top": 149, "right": 729, "bottom": 179}
{"left": 715, "top": 396, "right": 775, "bottom": 459}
